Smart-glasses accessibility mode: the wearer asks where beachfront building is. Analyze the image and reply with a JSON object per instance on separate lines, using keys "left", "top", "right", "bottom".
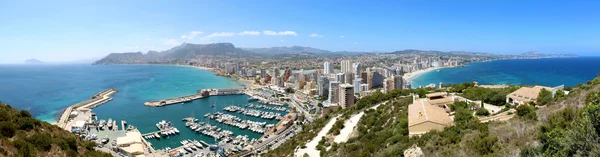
{"left": 394, "top": 75, "right": 404, "bottom": 90}
{"left": 506, "top": 85, "right": 564, "bottom": 105}
{"left": 408, "top": 97, "right": 453, "bottom": 136}
{"left": 260, "top": 69, "right": 266, "bottom": 78}
{"left": 283, "top": 68, "right": 292, "bottom": 82}
{"left": 383, "top": 77, "right": 394, "bottom": 93}
{"left": 225, "top": 63, "right": 236, "bottom": 74}
{"left": 339, "top": 83, "right": 355, "bottom": 109}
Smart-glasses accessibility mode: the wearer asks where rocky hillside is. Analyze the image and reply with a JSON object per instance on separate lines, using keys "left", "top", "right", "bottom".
{"left": 0, "top": 101, "right": 111, "bottom": 157}
{"left": 265, "top": 77, "right": 600, "bottom": 157}
{"left": 93, "top": 43, "right": 256, "bottom": 64}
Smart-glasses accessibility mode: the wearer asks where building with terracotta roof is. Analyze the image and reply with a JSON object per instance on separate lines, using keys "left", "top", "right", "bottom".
{"left": 506, "top": 85, "right": 563, "bottom": 105}
{"left": 408, "top": 97, "right": 453, "bottom": 136}
{"left": 425, "top": 92, "right": 455, "bottom": 108}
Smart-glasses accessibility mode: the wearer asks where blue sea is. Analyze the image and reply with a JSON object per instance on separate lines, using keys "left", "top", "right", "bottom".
{"left": 1, "top": 58, "right": 598, "bottom": 149}
{"left": 411, "top": 57, "right": 600, "bottom": 88}
{"left": 0, "top": 64, "right": 288, "bottom": 149}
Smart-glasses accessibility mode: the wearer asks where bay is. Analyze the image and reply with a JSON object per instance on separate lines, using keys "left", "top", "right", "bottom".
{"left": 411, "top": 57, "right": 600, "bottom": 88}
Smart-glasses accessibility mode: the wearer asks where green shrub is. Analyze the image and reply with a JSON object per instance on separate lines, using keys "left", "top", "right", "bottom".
{"left": 13, "top": 139, "right": 36, "bottom": 157}
{"left": 0, "top": 121, "right": 17, "bottom": 138}
{"left": 26, "top": 133, "right": 53, "bottom": 151}
{"left": 19, "top": 110, "right": 32, "bottom": 118}
{"left": 18, "top": 117, "right": 39, "bottom": 130}
{"left": 476, "top": 107, "right": 491, "bottom": 116}
{"left": 537, "top": 88, "right": 553, "bottom": 106}
{"left": 516, "top": 104, "right": 537, "bottom": 121}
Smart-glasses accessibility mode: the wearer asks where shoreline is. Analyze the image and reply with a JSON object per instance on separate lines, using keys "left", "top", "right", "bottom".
{"left": 403, "top": 66, "right": 446, "bottom": 83}
{"left": 180, "top": 65, "right": 259, "bottom": 88}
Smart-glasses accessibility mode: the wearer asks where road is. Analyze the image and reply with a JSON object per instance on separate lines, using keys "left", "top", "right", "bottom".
{"left": 295, "top": 116, "right": 339, "bottom": 157}
{"left": 234, "top": 124, "right": 298, "bottom": 157}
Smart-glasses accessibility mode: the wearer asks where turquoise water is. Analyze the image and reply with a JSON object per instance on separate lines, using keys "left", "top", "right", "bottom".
{"left": 412, "top": 57, "right": 600, "bottom": 88}
{"left": 0, "top": 64, "right": 287, "bottom": 149}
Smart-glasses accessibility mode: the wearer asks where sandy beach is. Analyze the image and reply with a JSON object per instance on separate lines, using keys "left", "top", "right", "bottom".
{"left": 403, "top": 67, "right": 445, "bottom": 82}
{"left": 182, "top": 65, "right": 214, "bottom": 71}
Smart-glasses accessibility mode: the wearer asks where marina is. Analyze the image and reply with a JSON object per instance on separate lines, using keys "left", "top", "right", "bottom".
{"left": 223, "top": 105, "right": 285, "bottom": 120}
{"left": 135, "top": 94, "right": 290, "bottom": 151}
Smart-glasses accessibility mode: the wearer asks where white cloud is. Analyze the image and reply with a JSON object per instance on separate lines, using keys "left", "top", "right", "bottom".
{"left": 309, "top": 33, "right": 324, "bottom": 38}
{"left": 280, "top": 39, "right": 285, "bottom": 42}
{"left": 163, "top": 39, "right": 182, "bottom": 46}
{"left": 340, "top": 35, "right": 345, "bottom": 38}
{"left": 204, "top": 32, "right": 236, "bottom": 38}
{"left": 180, "top": 31, "right": 204, "bottom": 39}
{"left": 238, "top": 31, "right": 260, "bottom": 36}
{"left": 353, "top": 42, "right": 359, "bottom": 45}
{"left": 263, "top": 30, "right": 298, "bottom": 36}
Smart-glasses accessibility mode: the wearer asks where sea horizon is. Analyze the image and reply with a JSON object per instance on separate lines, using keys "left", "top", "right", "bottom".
{"left": 411, "top": 57, "right": 600, "bottom": 88}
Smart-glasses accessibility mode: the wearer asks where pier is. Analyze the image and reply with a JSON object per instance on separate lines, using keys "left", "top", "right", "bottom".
{"left": 57, "top": 88, "right": 118, "bottom": 129}
{"left": 144, "top": 88, "right": 245, "bottom": 107}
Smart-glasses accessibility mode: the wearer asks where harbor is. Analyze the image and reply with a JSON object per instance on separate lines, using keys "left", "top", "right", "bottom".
{"left": 52, "top": 74, "right": 298, "bottom": 156}
{"left": 57, "top": 88, "right": 118, "bottom": 130}
{"left": 135, "top": 94, "right": 291, "bottom": 153}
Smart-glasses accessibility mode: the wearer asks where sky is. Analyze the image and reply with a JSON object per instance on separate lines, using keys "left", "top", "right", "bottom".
{"left": 1, "top": 0, "right": 599, "bottom": 63}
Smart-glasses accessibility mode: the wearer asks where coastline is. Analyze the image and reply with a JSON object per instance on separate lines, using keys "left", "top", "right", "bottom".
{"left": 180, "top": 64, "right": 259, "bottom": 88}
{"left": 403, "top": 66, "right": 446, "bottom": 83}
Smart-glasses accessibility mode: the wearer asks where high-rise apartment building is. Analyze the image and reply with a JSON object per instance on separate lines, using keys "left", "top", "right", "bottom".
{"left": 317, "top": 76, "right": 330, "bottom": 97}
{"left": 339, "top": 83, "right": 355, "bottom": 109}
{"left": 340, "top": 60, "right": 352, "bottom": 73}
{"left": 324, "top": 62, "right": 334, "bottom": 74}
{"left": 328, "top": 81, "right": 341, "bottom": 103}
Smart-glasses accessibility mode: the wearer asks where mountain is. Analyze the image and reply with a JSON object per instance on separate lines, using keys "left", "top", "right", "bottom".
{"left": 0, "top": 102, "right": 111, "bottom": 156}
{"left": 24, "top": 58, "right": 44, "bottom": 64}
{"left": 521, "top": 51, "right": 578, "bottom": 58}
{"left": 93, "top": 43, "right": 254, "bottom": 65}
{"left": 243, "top": 46, "right": 331, "bottom": 55}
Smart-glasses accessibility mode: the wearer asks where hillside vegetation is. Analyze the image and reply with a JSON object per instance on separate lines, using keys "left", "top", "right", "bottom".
{"left": 265, "top": 77, "right": 600, "bottom": 157}
{"left": 0, "top": 102, "right": 111, "bottom": 157}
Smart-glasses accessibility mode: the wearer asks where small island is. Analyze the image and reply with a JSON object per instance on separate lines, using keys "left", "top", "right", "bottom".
{"left": 24, "top": 58, "right": 44, "bottom": 64}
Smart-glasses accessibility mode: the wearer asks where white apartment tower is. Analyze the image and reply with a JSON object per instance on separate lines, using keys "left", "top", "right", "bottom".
{"left": 324, "top": 62, "right": 334, "bottom": 74}
{"left": 340, "top": 60, "right": 352, "bottom": 73}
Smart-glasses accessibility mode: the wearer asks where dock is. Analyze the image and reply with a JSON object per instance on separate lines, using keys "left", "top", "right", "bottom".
{"left": 56, "top": 88, "right": 118, "bottom": 130}
{"left": 142, "top": 131, "right": 162, "bottom": 137}
{"left": 144, "top": 88, "right": 245, "bottom": 107}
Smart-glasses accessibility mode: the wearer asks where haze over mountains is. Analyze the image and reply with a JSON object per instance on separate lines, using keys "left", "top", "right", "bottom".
{"left": 24, "top": 58, "right": 44, "bottom": 64}
{"left": 93, "top": 42, "right": 578, "bottom": 65}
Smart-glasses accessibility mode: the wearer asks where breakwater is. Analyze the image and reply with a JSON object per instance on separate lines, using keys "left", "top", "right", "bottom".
{"left": 56, "top": 88, "right": 118, "bottom": 129}
{"left": 144, "top": 88, "right": 244, "bottom": 107}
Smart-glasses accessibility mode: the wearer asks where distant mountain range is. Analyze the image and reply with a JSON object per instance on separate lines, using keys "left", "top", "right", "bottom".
{"left": 93, "top": 42, "right": 578, "bottom": 65}
{"left": 93, "top": 43, "right": 339, "bottom": 64}
{"left": 93, "top": 43, "right": 255, "bottom": 64}
{"left": 243, "top": 46, "right": 331, "bottom": 55}
{"left": 24, "top": 58, "right": 44, "bottom": 64}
